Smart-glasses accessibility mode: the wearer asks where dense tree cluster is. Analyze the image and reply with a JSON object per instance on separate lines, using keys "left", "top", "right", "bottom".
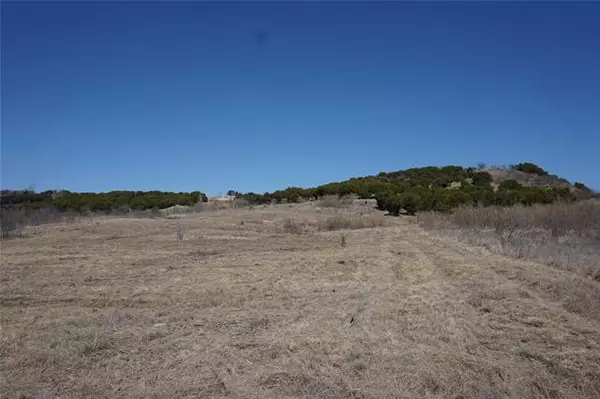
{"left": 237, "top": 164, "right": 582, "bottom": 215}
{"left": 511, "top": 162, "right": 548, "bottom": 176}
{"left": 1, "top": 190, "right": 207, "bottom": 212}
{"left": 574, "top": 182, "right": 591, "bottom": 192}
{"left": 1, "top": 163, "right": 591, "bottom": 219}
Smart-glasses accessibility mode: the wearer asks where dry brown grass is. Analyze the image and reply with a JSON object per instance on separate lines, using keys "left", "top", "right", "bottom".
{"left": 276, "top": 212, "right": 387, "bottom": 234}
{"left": 175, "top": 224, "right": 186, "bottom": 241}
{"left": 317, "top": 194, "right": 358, "bottom": 208}
{"left": 317, "top": 213, "right": 387, "bottom": 231}
{"left": 1, "top": 207, "right": 84, "bottom": 238}
{"left": 417, "top": 201, "right": 600, "bottom": 274}
{"left": 2, "top": 204, "right": 600, "bottom": 398}
{"left": 418, "top": 201, "right": 600, "bottom": 320}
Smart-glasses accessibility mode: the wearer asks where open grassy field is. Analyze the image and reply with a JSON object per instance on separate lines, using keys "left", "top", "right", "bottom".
{"left": 2, "top": 204, "right": 600, "bottom": 398}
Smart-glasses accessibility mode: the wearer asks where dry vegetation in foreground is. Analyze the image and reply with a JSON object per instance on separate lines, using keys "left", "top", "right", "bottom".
{"left": 417, "top": 201, "right": 600, "bottom": 276}
{"left": 418, "top": 201, "right": 600, "bottom": 320}
{"left": 277, "top": 213, "right": 388, "bottom": 235}
{"left": 0, "top": 199, "right": 254, "bottom": 239}
{"left": 2, "top": 203, "right": 600, "bottom": 398}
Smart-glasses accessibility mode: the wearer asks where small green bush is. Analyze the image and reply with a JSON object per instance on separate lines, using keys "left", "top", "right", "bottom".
{"left": 574, "top": 182, "right": 591, "bottom": 192}
{"left": 499, "top": 179, "right": 522, "bottom": 191}
{"left": 471, "top": 172, "right": 493, "bottom": 186}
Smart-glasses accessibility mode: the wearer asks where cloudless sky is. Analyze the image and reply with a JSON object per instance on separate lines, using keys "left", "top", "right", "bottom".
{"left": 2, "top": 1, "right": 599, "bottom": 195}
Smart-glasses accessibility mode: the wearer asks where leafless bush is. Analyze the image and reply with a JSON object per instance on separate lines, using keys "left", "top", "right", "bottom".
{"left": 418, "top": 201, "right": 600, "bottom": 276}
{"left": 192, "top": 202, "right": 210, "bottom": 212}
{"left": 317, "top": 212, "right": 387, "bottom": 231}
{"left": 420, "top": 201, "right": 599, "bottom": 239}
{"left": 276, "top": 212, "right": 387, "bottom": 235}
{"left": 279, "top": 218, "right": 304, "bottom": 235}
{"left": 1, "top": 208, "right": 21, "bottom": 238}
{"left": 232, "top": 198, "right": 249, "bottom": 208}
{"left": 318, "top": 215, "right": 353, "bottom": 231}
{"left": 317, "top": 194, "right": 357, "bottom": 208}
{"left": 175, "top": 224, "right": 186, "bottom": 241}
{"left": 419, "top": 201, "right": 600, "bottom": 321}
{"left": 1, "top": 207, "right": 82, "bottom": 238}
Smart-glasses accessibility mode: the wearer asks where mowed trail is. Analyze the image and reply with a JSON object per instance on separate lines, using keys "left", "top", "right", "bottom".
{"left": 1, "top": 206, "right": 599, "bottom": 398}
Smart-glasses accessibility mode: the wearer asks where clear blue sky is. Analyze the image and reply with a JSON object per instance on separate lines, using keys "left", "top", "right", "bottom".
{"left": 2, "top": 2, "right": 599, "bottom": 195}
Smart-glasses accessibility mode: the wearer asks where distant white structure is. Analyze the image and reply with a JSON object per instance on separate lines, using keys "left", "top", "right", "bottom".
{"left": 208, "top": 195, "right": 236, "bottom": 203}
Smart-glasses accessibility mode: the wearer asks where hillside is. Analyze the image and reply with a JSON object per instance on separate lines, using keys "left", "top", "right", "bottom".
{"left": 238, "top": 162, "right": 594, "bottom": 215}
{"left": 0, "top": 163, "right": 593, "bottom": 219}
{"left": 2, "top": 163, "right": 598, "bottom": 398}
{"left": 485, "top": 166, "right": 572, "bottom": 190}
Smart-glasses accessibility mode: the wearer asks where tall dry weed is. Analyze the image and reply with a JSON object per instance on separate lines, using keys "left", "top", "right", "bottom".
{"left": 317, "top": 194, "right": 358, "bottom": 208}
{"left": 418, "top": 201, "right": 600, "bottom": 277}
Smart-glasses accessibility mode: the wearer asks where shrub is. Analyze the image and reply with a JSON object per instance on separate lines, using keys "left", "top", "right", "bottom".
{"left": 1, "top": 208, "right": 21, "bottom": 238}
{"left": 499, "top": 179, "right": 522, "bottom": 191}
{"left": 397, "top": 192, "right": 422, "bottom": 215}
{"left": 281, "top": 218, "right": 304, "bottom": 235}
{"left": 550, "top": 187, "right": 575, "bottom": 202}
{"left": 319, "top": 216, "right": 354, "bottom": 231}
{"left": 375, "top": 194, "right": 401, "bottom": 216}
{"left": 439, "top": 190, "right": 472, "bottom": 210}
{"left": 471, "top": 172, "right": 493, "bottom": 186}
{"left": 574, "top": 182, "right": 591, "bottom": 192}
{"left": 318, "top": 213, "right": 387, "bottom": 231}
{"left": 232, "top": 198, "right": 249, "bottom": 208}
{"left": 417, "top": 201, "right": 600, "bottom": 314}
{"left": 318, "top": 194, "right": 356, "bottom": 208}
{"left": 175, "top": 225, "right": 186, "bottom": 241}
{"left": 0, "top": 207, "right": 79, "bottom": 238}
{"left": 512, "top": 162, "right": 548, "bottom": 176}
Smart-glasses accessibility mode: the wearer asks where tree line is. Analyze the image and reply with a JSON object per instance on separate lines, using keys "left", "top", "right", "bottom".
{"left": 1, "top": 190, "right": 207, "bottom": 212}
{"left": 1, "top": 163, "right": 593, "bottom": 217}
{"left": 237, "top": 164, "right": 593, "bottom": 215}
